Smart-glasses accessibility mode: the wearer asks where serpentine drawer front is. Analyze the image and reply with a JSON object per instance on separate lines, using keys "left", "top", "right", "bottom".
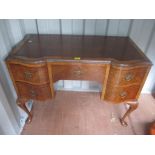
{"left": 16, "top": 82, "right": 52, "bottom": 100}
{"left": 104, "top": 84, "right": 141, "bottom": 103}
{"left": 5, "top": 34, "right": 152, "bottom": 126}
{"left": 9, "top": 63, "right": 49, "bottom": 84}
{"left": 107, "top": 65, "right": 148, "bottom": 86}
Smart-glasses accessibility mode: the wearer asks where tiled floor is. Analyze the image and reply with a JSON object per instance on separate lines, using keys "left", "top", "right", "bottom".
{"left": 21, "top": 91, "right": 155, "bottom": 135}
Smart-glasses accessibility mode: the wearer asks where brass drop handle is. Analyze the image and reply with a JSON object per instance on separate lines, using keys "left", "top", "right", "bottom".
{"left": 125, "top": 73, "right": 134, "bottom": 81}
{"left": 24, "top": 71, "right": 33, "bottom": 79}
{"left": 73, "top": 70, "right": 82, "bottom": 76}
{"left": 120, "top": 91, "right": 127, "bottom": 98}
{"left": 30, "top": 90, "right": 37, "bottom": 97}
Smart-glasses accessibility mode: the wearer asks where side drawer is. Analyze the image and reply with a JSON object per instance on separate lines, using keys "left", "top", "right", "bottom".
{"left": 51, "top": 63, "right": 106, "bottom": 83}
{"left": 16, "top": 82, "right": 52, "bottom": 100}
{"left": 8, "top": 63, "right": 49, "bottom": 84}
{"left": 107, "top": 66, "right": 148, "bottom": 86}
{"left": 104, "top": 84, "right": 140, "bottom": 103}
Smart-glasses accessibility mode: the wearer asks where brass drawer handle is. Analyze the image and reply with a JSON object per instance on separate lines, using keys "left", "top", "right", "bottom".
{"left": 24, "top": 71, "right": 33, "bottom": 79}
{"left": 120, "top": 91, "right": 127, "bottom": 98}
{"left": 125, "top": 73, "right": 134, "bottom": 81}
{"left": 73, "top": 70, "right": 82, "bottom": 76}
{"left": 29, "top": 90, "right": 37, "bottom": 97}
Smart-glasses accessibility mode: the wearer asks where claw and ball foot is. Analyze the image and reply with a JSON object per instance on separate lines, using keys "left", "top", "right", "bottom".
{"left": 17, "top": 98, "right": 33, "bottom": 123}
{"left": 120, "top": 100, "right": 139, "bottom": 127}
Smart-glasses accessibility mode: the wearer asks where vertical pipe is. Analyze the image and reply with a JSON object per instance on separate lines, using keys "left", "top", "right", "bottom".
{"left": 35, "top": 19, "right": 39, "bottom": 34}
{"left": 105, "top": 19, "right": 109, "bottom": 36}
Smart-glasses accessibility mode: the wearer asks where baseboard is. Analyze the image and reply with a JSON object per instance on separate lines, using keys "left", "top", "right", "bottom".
{"left": 56, "top": 87, "right": 101, "bottom": 92}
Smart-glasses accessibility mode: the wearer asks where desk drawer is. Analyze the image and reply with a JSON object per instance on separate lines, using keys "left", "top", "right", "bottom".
{"left": 51, "top": 63, "right": 106, "bottom": 83}
{"left": 9, "top": 63, "right": 49, "bottom": 84}
{"left": 108, "top": 66, "right": 148, "bottom": 86}
{"left": 16, "top": 82, "right": 52, "bottom": 100}
{"left": 104, "top": 84, "right": 140, "bottom": 103}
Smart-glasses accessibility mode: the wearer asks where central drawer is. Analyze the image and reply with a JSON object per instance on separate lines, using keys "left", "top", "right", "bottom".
{"left": 51, "top": 63, "right": 106, "bottom": 83}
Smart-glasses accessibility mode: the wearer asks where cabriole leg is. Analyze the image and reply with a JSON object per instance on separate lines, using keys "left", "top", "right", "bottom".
{"left": 17, "top": 98, "right": 33, "bottom": 123}
{"left": 120, "top": 100, "right": 139, "bottom": 127}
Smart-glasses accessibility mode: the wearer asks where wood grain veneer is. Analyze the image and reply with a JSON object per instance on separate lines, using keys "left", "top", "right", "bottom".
{"left": 51, "top": 62, "right": 106, "bottom": 83}
{"left": 104, "top": 84, "right": 141, "bottom": 103}
{"left": 5, "top": 34, "right": 152, "bottom": 126}
{"left": 107, "top": 65, "right": 149, "bottom": 86}
{"left": 9, "top": 63, "right": 49, "bottom": 84}
{"left": 16, "top": 82, "right": 52, "bottom": 100}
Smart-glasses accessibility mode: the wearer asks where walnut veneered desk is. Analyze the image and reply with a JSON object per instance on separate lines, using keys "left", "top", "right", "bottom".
{"left": 6, "top": 34, "right": 152, "bottom": 126}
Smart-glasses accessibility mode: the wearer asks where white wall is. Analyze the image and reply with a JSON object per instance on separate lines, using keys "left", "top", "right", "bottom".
{"left": 129, "top": 19, "right": 155, "bottom": 93}
{"left": 143, "top": 30, "right": 155, "bottom": 93}
{"left": 0, "top": 19, "right": 155, "bottom": 134}
{"left": 0, "top": 84, "right": 20, "bottom": 134}
{"left": 0, "top": 19, "right": 25, "bottom": 134}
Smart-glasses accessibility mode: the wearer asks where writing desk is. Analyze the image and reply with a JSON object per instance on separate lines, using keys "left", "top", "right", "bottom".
{"left": 6, "top": 34, "right": 152, "bottom": 126}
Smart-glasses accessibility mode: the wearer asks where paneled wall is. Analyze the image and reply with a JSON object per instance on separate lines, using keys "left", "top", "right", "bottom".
{"left": 0, "top": 19, "right": 155, "bottom": 134}
{"left": 22, "top": 19, "right": 132, "bottom": 36}
{"left": 129, "top": 19, "right": 155, "bottom": 93}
